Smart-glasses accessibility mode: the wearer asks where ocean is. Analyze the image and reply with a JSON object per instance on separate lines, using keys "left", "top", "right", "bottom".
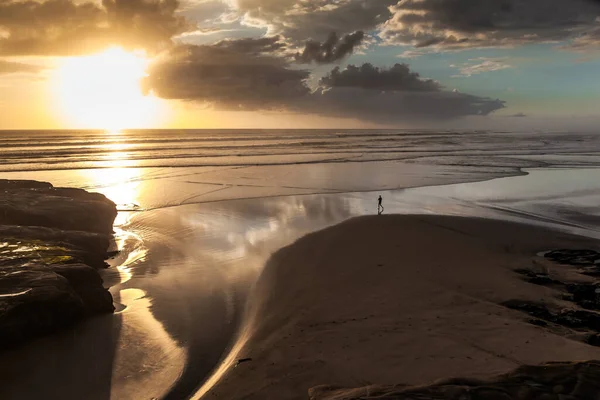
{"left": 2, "top": 129, "right": 599, "bottom": 209}
{"left": 2, "top": 129, "right": 600, "bottom": 399}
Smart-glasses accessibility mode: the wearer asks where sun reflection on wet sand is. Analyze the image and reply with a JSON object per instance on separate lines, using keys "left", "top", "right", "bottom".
{"left": 111, "top": 289, "right": 186, "bottom": 400}
{"left": 82, "top": 135, "right": 186, "bottom": 398}
{"left": 85, "top": 166, "right": 142, "bottom": 204}
{"left": 83, "top": 138, "right": 148, "bottom": 287}
{"left": 106, "top": 226, "right": 147, "bottom": 286}
{"left": 78, "top": 138, "right": 142, "bottom": 213}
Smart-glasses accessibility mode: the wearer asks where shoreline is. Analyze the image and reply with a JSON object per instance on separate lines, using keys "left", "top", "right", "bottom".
{"left": 198, "top": 214, "right": 600, "bottom": 399}
{"left": 1, "top": 159, "right": 539, "bottom": 211}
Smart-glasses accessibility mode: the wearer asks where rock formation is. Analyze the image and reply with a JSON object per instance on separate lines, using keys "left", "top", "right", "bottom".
{"left": 0, "top": 180, "right": 117, "bottom": 347}
{"left": 310, "top": 360, "right": 600, "bottom": 400}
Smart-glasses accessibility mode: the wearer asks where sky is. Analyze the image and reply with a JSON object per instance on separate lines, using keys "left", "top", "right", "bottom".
{"left": 1, "top": 0, "right": 600, "bottom": 130}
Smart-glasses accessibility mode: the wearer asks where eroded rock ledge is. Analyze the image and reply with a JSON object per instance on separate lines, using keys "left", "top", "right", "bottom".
{"left": 310, "top": 360, "right": 600, "bottom": 400}
{"left": 0, "top": 179, "right": 118, "bottom": 347}
{"left": 503, "top": 249, "right": 600, "bottom": 347}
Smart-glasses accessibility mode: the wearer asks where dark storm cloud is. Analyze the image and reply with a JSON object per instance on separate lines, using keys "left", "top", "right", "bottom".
{"left": 235, "top": 0, "right": 397, "bottom": 42}
{"left": 142, "top": 39, "right": 310, "bottom": 109}
{"left": 295, "top": 31, "right": 365, "bottom": 64}
{"left": 143, "top": 40, "right": 505, "bottom": 122}
{"left": 381, "top": 0, "right": 600, "bottom": 48}
{"left": 233, "top": 0, "right": 600, "bottom": 49}
{"left": 319, "top": 63, "right": 442, "bottom": 92}
{"left": 213, "top": 36, "right": 287, "bottom": 54}
{"left": 565, "top": 25, "right": 600, "bottom": 50}
{"left": 0, "top": 59, "right": 45, "bottom": 74}
{"left": 307, "top": 62, "right": 503, "bottom": 122}
{"left": 0, "top": 0, "right": 190, "bottom": 56}
{"left": 301, "top": 87, "right": 505, "bottom": 123}
{"left": 102, "top": 0, "right": 189, "bottom": 48}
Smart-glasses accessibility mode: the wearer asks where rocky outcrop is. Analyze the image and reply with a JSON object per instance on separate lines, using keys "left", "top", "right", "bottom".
{"left": 310, "top": 361, "right": 600, "bottom": 400}
{"left": 545, "top": 249, "right": 600, "bottom": 266}
{"left": 504, "top": 249, "right": 600, "bottom": 348}
{"left": 0, "top": 180, "right": 117, "bottom": 347}
{"left": 0, "top": 179, "right": 117, "bottom": 234}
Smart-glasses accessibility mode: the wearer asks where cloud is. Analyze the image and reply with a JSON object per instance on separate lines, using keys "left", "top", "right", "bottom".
{"left": 398, "top": 49, "right": 430, "bottom": 59}
{"left": 231, "top": 0, "right": 600, "bottom": 50}
{"left": 234, "top": 0, "right": 397, "bottom": 42}
{"left": 310, "top": 63, "right": 504, "bottom": 122}
{"left": 452, "top": 57, "right": 512, "bottom": 77}
{"left": 295, "top": 31, "right": 365, "bottom": 64}
{"left": 142, "top": 38, "right": 309, "bottom": 109}
{"left": 0, "top": 59, "right": 45, "bottom": 74}
{"left": 178, "top": 0, "right": 229, "bottom": 23}
{"left": 0, "top": 0, "right": 191, "bottom": 56}
{"left": 319, "top": 63, "right": 442, "bottom": 92}
{"left": 144, "top": 42, "right": 505, "bottom": 123}
{"left": 301, "top": 87, "right": 505, "bottom": 123}
{"left": 380, "top": 0, "right": 600, "bottom": 49}
{"left": 211, "top": 35, "right": 287, "bottom": 54}
{"left": 562, "top": 24, "right": 600, "bottom": 50}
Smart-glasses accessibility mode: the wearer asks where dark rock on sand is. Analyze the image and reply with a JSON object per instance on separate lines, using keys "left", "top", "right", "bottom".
{"left": 309, "top": 360, "right": 600, "bottom": 399}
{"left": 513, "top": 269, "right": 600, "bottom": 310}
{"left": 502, "top": 300, "right": 554, "bottom": 321}
{"left": 509, "top": 252, "right": 600, "bottom": 346}
{"left": 566, "top": 283, "right": 600, "bottom": 310}
{"left": 0, "top": 179, "right": 117, "bottom": 234}
{"left": 558, "top": 309, "right": 600, "bottom": 331}
{"left": 545, "top": 249, "right": 600, "bottom": 266}
{"left": 503, "top": 299, "right": 600, "bottom": 333}
{"left": 513, "top": 269, "right": 561, "bottom": 286}
{"left": 0, "top": 180, "right": 117, "bottom": 347}
{"left": 0, "top": 265, "right": 114, "bottom": 345}
{"left": 0, "top": 225, "right": 113, "bottom": 269}
{"left": 544, "top": 249, "right": 600, "bottom": 277}
{"left": 586, "top": 334, "right": 600, "bottom": 347}
{"left": 528, "top": 318, "right": 548, "bottom": 327}
{"left": 49, "top": 264, "right": 115, "bottom": 313}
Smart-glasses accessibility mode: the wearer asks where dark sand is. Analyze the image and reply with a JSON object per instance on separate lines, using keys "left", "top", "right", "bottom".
{"left": 198, "top": 215, "right": 600, "bottom": 399}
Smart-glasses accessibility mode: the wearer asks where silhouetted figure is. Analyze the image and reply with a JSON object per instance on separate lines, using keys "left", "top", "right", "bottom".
{"left": 378, "top": 195, "right": 384, "bottom": 215}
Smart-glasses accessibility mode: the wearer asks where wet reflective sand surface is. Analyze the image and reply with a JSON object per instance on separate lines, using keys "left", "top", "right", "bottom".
{"left": 2, "top": 164, "right": 600, "bottom": 399}
{"left": 2, "top": 130, "right": 600, "bottom": 399}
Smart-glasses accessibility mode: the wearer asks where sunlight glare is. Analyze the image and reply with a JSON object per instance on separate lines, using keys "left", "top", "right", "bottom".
{"left": 79, "top": 145, "right": 142, "bottom": 210}
{"left": 52, "top": 47, "right": 166, "bottom": 130}
{"left": 85, "top": 167, "right": 141, "bottom": 208}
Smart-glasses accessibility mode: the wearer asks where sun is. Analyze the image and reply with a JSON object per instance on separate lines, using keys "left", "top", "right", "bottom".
{"left": 52, "top": 47, "right": 166, "bottom": 130}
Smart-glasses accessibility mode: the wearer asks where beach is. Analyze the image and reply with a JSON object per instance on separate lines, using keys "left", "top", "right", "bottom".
{"left": 2, "top": 130, "right": 600, "bottom": 399}
{"left": 3, "top": 0, "right": 600, "bottom": 394}
{"left": 199, "top": 215, "right": 600, "bottom": 399}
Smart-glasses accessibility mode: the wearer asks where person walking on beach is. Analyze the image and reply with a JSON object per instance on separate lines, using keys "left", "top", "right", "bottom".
{"left": 378, "top": 195, "right": 384, "bottom": 215}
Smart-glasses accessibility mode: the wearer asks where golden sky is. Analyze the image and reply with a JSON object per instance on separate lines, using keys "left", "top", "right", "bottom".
{"left": 1, "top": 0, "right": 600, "bottom": 130}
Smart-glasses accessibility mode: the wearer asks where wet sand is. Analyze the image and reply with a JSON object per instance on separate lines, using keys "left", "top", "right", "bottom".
{"left": 3, "top": 130, "right": 600, "bottom": 399}
{"left": 199, "top": 215, "right": 600, "bottom": 399}
{"left": 3, "top": 167, "right": 600, "bottom": 399}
